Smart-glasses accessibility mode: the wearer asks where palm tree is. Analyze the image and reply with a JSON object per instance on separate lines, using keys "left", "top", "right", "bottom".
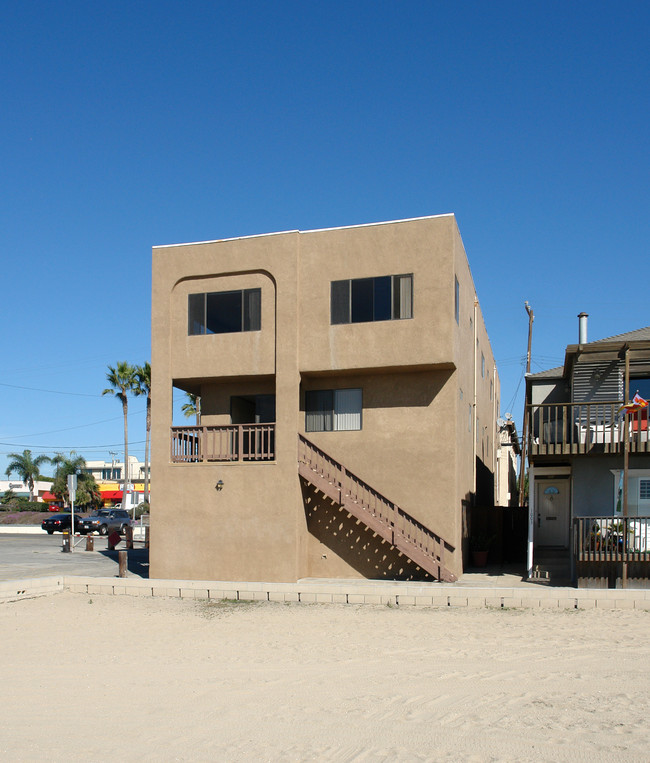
{"left": 5, "top": 449, "right": 51, "bottom": 502}
{"left": 133, "top": 361, "right": 151, "bottom": 504}
{"left": 50, "top": 452, "right": 101, "bottom": 508}
{"left": 51, "top": 452, "right": 66, "bottom": 478}
{"left": 103, "top": 361, "right": 136, "bottom": 489}
{"left": 182, "top": 392, "right": 201, "bottom": 425}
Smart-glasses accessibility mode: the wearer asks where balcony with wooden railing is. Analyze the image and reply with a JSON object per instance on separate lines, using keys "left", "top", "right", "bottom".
{"left": 527, "top": 402, "right": 649, "bottom": 456}
{"left": 574, "top": 516, "right": 650, "bottom": 563}
{"left": 171, "top": 423, "right": 275, "bottom": 463}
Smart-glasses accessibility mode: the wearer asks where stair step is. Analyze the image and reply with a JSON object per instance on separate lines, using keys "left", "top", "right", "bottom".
{"left": 298, "top": 435, "right": 457, "bottom": 582}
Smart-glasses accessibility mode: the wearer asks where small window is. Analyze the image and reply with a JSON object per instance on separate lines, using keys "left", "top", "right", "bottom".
{"left": 305, "top": 388, "right": 362, "bottom": 432}
{"left": 481, "top": 353, "right": 485, "bottom": 378}
{"left": 331, "top": 274, "right": 412, "bottom": 324}
{"left": 454, "top": 276, "right": 460, "bottom": 324}
{"left": 188, "top": 288, "right": 261, "bottom": 335}
{"left": 640, "top": 479, "right": 650, "bottom": 501}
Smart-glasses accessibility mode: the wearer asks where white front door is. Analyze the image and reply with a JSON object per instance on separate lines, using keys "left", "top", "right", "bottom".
{"left": 535, "top": 478, "right": 570, "bottom": 547}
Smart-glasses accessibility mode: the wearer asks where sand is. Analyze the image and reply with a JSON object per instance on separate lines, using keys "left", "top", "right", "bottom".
{"left": 1, "top": 593, "right": 649, "bottom": 762}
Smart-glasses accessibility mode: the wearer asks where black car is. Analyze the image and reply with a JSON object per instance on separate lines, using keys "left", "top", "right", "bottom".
{"left": 41, "top": 513, "right": 84, "bottom": 534}
{"left": 79, "top": 508, "right": 132, "bottom": 536}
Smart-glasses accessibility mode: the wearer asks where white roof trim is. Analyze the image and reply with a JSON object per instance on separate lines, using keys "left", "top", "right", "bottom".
{"left": 152, "top": 213, "right": 455, "bottom": 249}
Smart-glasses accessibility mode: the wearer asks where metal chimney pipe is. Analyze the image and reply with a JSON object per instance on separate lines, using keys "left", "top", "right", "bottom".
{"left": 578, "top": 312, "right": 588, "bottom": 344}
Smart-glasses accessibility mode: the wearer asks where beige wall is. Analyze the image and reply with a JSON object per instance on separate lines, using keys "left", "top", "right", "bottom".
{"left": 171, "top": 272, "right": 275, "bottom": 381}
{"left": 150, "top": 215, "right": 498, "bottom": 582}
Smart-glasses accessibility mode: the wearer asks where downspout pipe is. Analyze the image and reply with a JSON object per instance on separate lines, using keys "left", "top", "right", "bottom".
{"left": 473, "top": 297, "right": 478, "bottom": 498}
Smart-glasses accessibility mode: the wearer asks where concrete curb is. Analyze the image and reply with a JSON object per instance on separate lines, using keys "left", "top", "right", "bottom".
{"left": 0, "top": 526, "right": 44, "bottom": 534}
{"left": 0, "top": 525, "right": 147, "bottom": 537}
{"left": 3, "top": 575, "right": 650, "bottom": 610}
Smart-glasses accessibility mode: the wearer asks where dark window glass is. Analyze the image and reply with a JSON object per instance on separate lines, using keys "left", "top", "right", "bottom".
{"left": 243, "top": 289, "right": 261, "bottom": 332}
{"left": 305, "top": 390, "right": 334, "bottom": 432}
{"left": 373, "top": 276, "right": 391, "bottom": 321}
{"left": 188, "top": 293, "right": 205, "bottom": 335}
{"left": 231, "top": 394, "right": 276, "bottom": 424}
{"left": 305, "top": 388, "right": 362, "bottom": 431}
{"left": 331, "top": 274, "right": 413, "bottom": 324}
{"left": 351, "top": 278, "right": 374, "bottom": 323}
{"left": 331, "top": 280, "right": 350, "bottom": 324}
{"left": 254, "top": 394, "right": 276, "bottom": 423}
{"left": 206, "top": 291, "right": 242, "bottom": 334}
{"left": 454, "top": 276, "right": 460, "bottom": 324}
{"left": 189, "top": 288, "right": 261, "bottom": 336}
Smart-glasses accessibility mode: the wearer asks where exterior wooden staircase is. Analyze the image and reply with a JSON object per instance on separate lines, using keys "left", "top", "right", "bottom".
{"left": 298, "top": 434, "right": 457, "bottom": 582}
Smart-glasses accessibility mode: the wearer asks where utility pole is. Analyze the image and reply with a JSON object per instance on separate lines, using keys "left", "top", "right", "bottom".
{"left": 518, "top": 302, "right": 534, "bottom": 508}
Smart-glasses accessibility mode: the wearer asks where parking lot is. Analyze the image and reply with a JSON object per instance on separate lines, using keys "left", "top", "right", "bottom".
{"left": 0, "top": 532, "right": 149, "bottom": 580}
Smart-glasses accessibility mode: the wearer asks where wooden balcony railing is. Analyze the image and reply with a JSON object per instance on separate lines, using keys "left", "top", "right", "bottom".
{"left": 298, "top": 434, "right": 456, "bottom": 582}
{"left": 171, "top": 424, "right": 275, "bottom": 463}
{"left": 528, "top": 402, "right": 649, "bottom": 455}
{"left": 574, "top": 516, "right": 650, "bottom": 563}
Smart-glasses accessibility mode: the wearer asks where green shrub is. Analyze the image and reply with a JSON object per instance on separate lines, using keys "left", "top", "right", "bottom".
{"left": 0, "top": 499, "right": 48, "bottom": 512}
{"left": 133, "top": 502, "right": 150, "bottom": 519}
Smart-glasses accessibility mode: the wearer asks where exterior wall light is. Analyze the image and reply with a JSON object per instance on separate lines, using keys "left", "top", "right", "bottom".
{"left": 216, "top": 480, "right": 224, "bottom": 492}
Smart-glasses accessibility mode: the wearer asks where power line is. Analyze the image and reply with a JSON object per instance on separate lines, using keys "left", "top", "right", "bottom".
{"left": 0, "top": 408, "right": 146, "bottom": 440}
{"left": 0, "top": 381, "right": 103, "bottom": 398}
{"left": 0, "top": 440, "right": 146, "bottom": 453}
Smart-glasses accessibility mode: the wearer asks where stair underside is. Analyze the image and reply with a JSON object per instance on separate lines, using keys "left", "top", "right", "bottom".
{"left": 299, "top": 461, "right": 456, "bottom": 583}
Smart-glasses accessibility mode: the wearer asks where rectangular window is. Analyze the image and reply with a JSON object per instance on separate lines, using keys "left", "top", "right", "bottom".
{"left": 454, "top": 276, "right": 460, "bottom": 324}
{"left": 640, "top": 479, "right": 650, "bottom": 500}
{"left": 305, "top": 388, "right": 362, "bottom": 432}
{"left": 481, "top": 353, "right": 485, "bottom": 378}
{"left": 331, "top": 274, "right": 413, "bottom": 324}
{"left": 188, "top": 288, "right": 261, "bottom": 335}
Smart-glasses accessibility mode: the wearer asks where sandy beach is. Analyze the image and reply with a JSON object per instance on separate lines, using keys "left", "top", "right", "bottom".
{"left": 1, "top": 592, "right": 649, "bottom": 762}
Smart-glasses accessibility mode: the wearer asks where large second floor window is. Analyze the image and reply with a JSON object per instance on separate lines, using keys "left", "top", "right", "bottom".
{"left": 188, "top": 288, "right": 261, "bottom": 335}
{"left": 331, "top": 274, "right": 413, "bottom": 325}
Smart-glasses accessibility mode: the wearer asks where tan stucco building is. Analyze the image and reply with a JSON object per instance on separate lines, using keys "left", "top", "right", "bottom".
{"left": 150, "top": 214, "right": 499, "bottom": 582}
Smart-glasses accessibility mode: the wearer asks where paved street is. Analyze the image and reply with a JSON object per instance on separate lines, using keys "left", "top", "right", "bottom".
{"left": 0, "top": 533, "right": 149, "bottom": 580}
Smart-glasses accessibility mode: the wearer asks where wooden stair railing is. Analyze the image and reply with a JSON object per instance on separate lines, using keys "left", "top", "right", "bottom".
{"left": 298, "top": 434, "right": 457, "bottom": 582}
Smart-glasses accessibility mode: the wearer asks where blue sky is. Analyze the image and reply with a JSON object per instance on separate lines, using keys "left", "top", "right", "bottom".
{"left": 1, "top": 1, "right": 649, "bottom": 476}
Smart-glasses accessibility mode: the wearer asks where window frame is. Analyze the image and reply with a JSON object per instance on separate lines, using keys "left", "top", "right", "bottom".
{"left": 188, "top": 288, "right": 261, "bottom": 336}
{"left": 640, "top": 479, "right": 650, "bottom": 501}
{"left": 305, "top": 388, "right": 363, "bottom": 432}
{"left": 330, "top": 274, "right": 413, "bottom": 325}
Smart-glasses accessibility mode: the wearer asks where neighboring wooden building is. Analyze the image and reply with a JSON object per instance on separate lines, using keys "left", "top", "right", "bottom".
{"left": 150, "top": 215, "right": 499, "bottom": 582}
{"left": 525, "top": 317, "right": 650, "bottom": 587}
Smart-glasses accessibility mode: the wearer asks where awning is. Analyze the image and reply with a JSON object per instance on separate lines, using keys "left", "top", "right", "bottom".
{"left": 42, "top": 492, "right": 58, "bottom": 501}
{"left": 101, "top": 490, "right": 123, "bottom": 501}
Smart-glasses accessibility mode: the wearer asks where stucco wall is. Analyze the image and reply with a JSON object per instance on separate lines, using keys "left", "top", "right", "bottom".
{"left": 151, "top": 216, "right": 497, "bottom": 582}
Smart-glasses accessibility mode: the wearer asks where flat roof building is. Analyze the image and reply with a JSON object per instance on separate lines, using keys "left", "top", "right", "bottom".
{"left": 150, "top": 215, "right": 499, "bottom": 582}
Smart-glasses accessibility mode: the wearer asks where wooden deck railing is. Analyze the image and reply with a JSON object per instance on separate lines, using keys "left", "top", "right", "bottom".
{"left": 574, "top": 516, "right": 650, "bottom": 563}
{"left": 171, "top": 424, "right": 275, "bottom": 463}
{"left": 528, "top": 402, "right": 649, "bottom": 455}
{"left": 298, "top": 434, "right": 456, "bottom": 582}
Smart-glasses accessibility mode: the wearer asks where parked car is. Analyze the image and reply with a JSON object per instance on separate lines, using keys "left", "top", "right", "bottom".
{"left": 79, "top": 508, "right": 132, "bottom": 536}
{"left": 41, "top": 513, "right": 84, "bottom": 534}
